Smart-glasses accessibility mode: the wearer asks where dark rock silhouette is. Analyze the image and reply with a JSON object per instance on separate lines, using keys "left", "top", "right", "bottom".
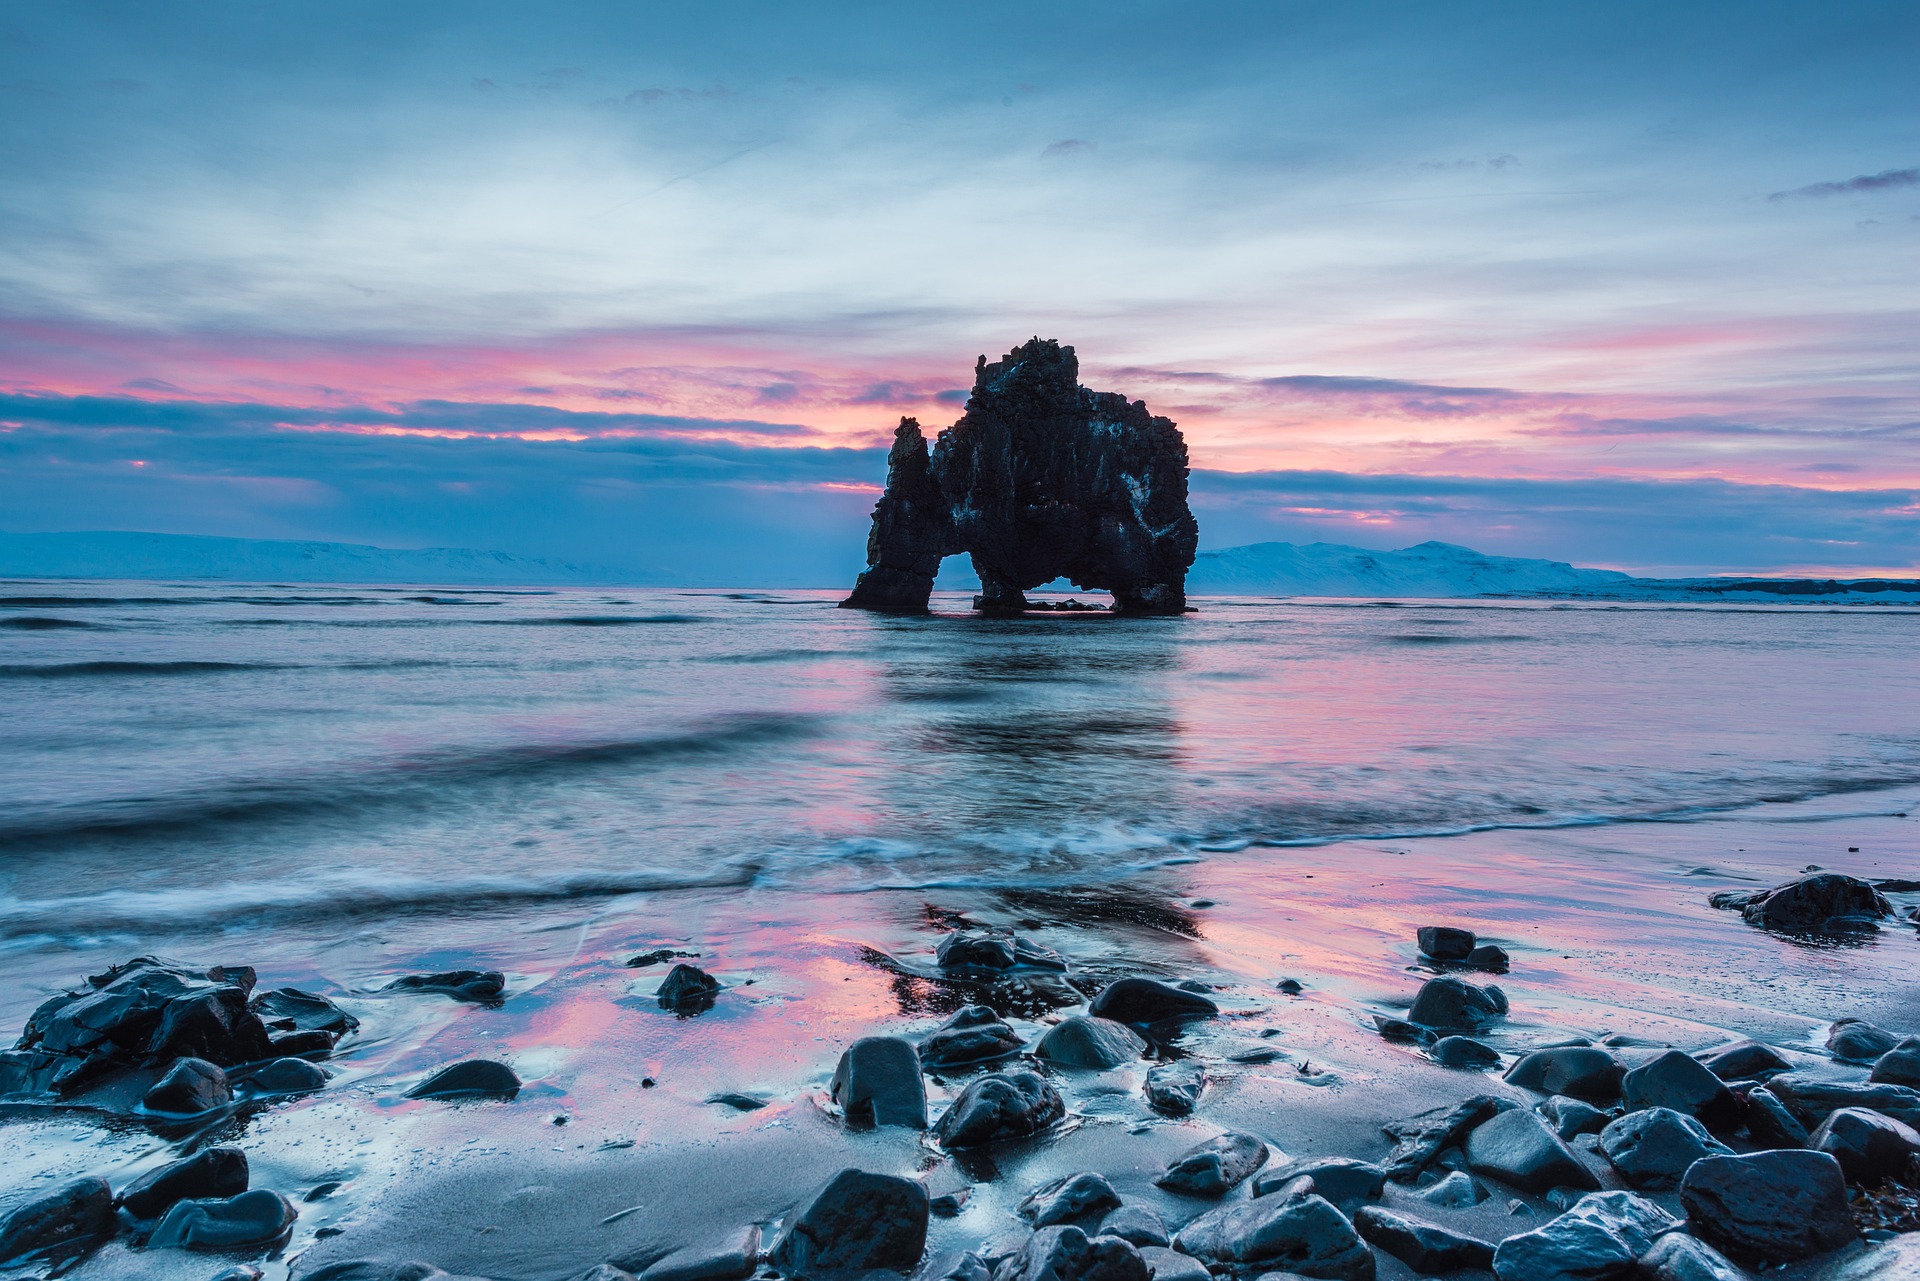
{"left": 841, "top": 339, "right": 1198, "bottom": 614}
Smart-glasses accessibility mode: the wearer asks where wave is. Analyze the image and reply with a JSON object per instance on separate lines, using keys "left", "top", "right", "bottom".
{"left": 0, "top": 712, "right": 820, "bottom": 847}
{"left": 0, "top": 616, "right": 98, "bottom": 629}
{"left": 0, "top": 660, "right": 290, "bottom": 678}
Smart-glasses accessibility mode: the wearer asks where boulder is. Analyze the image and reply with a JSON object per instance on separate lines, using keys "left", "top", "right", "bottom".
{"left": 1490, "top": 1191, "right": 1677, "bottom": 1281}
{"left": 767, "top": 1169, "right": 928, "bottom": 1275}
{"left": 1464, "top": 1108, "right": 1599, "bottom": 1193}
{"left": 119, "top": 1146, "right": 249, "bottom": 1219}
{"left": 1415, "top": 1171, "right": 1488, "bottom": 1207}
{"left": 655, "top": 964, "right": 721, "bottom": 1013}
{"left": 0, "top": 1177, "right": 116, "bottom": 1266}
{"left": 1382, "top": 1095, "right": 1514, "bottom": 1180}
{"left": 1143, "top": 1061, "right": 1205, "bottom": 1116}
{"left": 1416, "top": 927, "right": 1476, "bottom": 961}
{"left": 252, "top": 986, "right": 358, "bottom": 1035}
{"left": 1699, "top": 1040, "right": 1789, "bottom": 1081}
{"left": 1765, "top": 1073, "right": 1920, "bottom": 1127}
{"left": 1829, "top": 1020, "right": 1899, "bottom": 1062}
{"left": 1808, "top": 1106, "right": 1920, "bottom": 1184}
{"left": 1172, "top": 1193, "right": 1375, "bottom": 1280}
{"left": 1350, "top": 1207, "right": 1493, "bottom": 1274}
{"left": 840, "top": 339, "right": 1199, "bottom": 616}
{"left": 1155, "top": 1132, "right": 1270, "bottom": 1197}
{"left": 1432, "top": 1036, "right": 1501, "bottom": 1069}
{"left": 1679, "top": 1150, "right": 1856, "bottom": 1264}
{"left": 240, "top": 1056, "right": 329, "bottom": 1095}
{"left": 1019, "top": 1174, "right": 1122, "bottom": 1228}
{"left": 1100, "top": 1206, "right": 1169, "bottom": 1248}
{"left": 919, "top": 1006, "right": 1024, "bottom": 1070}
{"left": 1505, "top": 1048, "right": 1625, "bottom": 1103}
{"left": 1597, "top": 1108, "right": 1733, "bottom": 1191}
{"left": 635, "top": 1227, "right": 760, "bottom": 1281}
{"left": 932, "top": 1072, "right": 1064, "bottom": 1148}
{"left": 1742, "top": 1087, "right": 1808, "bottom": 1149}
{"left": 1035, "top": 1017, "right": 1147, "bottom": 1070}
{"left": 1622, "top": 1051, "right": 1741, "bottom": 1134}
{"left": 1405, "top": 978, "right": 1507, "bottom": 1033}
{"left": 1711, "top": 872, "right": 1892, "bottom": 933}
{"left": 1540, "top": 1096, "right": 1609, "bottom": 1139}
{"left": 143, "top": 1057, "right": 231, "bottom": 1114}
{"left": 146, "top": 985, "right": 276, "bottom": 1065}
{"left": 830, "top": 1037, "right": 927, "bottom": 1129}
{"left": 148, "top": 1190, "right": 297, "bottom": 1251}
{"left": 405, "top": 1059, "right": 521, "bottom": 1099}
{"left": 1637, "top": 1233, "right": 1747, "bottom": 1281}
{"left": 1253, "top": 1159, "right": 1385, "bottom": 1212}
{"left": 1086, "top": 979, "right": 1217, "bottom": 1028}
{"left": 1870, "top": 1036, "right": 1920, "bottom": 1087}
{"left": 23, "top": 958, "right": 272, "bottom": 1069}
{"left": 1137, "top": 1247, "right": 1208, "bottom": 1281}
{"left": 992, "top": 1227, "right": 1149, "bottom": 1281}
{"left": 383, "top": 970, "right": 506, "bottom": 1003}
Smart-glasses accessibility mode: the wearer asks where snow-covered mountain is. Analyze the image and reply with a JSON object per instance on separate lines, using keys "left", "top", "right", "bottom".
{"left": 1186, "top": 539, "right": 1630, "bottom": 597}
{"left": 0, "top": 531, "right": 653, "bottom": 586}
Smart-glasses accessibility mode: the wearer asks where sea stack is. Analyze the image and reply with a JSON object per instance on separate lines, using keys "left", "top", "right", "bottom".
{"left": 840, "top": 338, "right": 1199, "bottom": 615}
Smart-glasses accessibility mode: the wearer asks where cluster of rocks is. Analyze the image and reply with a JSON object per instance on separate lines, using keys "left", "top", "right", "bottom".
{"left": 1415, "top": 926, "right": 1509, "bottom": 973}
{"left": 0, "top": 1145, "right": 296, "bottom": 1269}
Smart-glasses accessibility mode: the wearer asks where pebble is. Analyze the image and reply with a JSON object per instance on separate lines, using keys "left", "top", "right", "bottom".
{"left": 654, "top": 964, "right": 721, "bottom": 1013}
{"left": 1416, "top": 1171, "right": 1488, "bottom": 1207}
{"left": 1034, "top": 1016, "right": 1148, "bottom": 1070}
{"left": 1432, "top": 1035, "right": 1501, "bottom": 1069}
{"left": 405, "top": 1059, "right": 521, "bottom": 1100}
{"left": 1142, "top": 1062, "right": 1205, "bottom": 1116}
{"left": 382, "top": 970, "right": 506, "bottom": 1003}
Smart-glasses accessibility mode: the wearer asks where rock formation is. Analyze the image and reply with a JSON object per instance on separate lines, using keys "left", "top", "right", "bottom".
{"left": 840, "top": 338, "right": 1198, "bottom": 614}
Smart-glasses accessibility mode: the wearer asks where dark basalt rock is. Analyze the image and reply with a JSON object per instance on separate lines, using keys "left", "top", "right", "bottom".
{"left": 1034, "top": 1016, "right": 1146, "bottom": 1069}
{"left": 0, "top": 1177, "right": 116, "bottom": 1266}
{"left": 1871, "top": 1035, "right": 1920, "bottom": 1086}
{"left": 1382, "top": 1095, "right": 1514, "bottom": 1181}
{"left": 1086, "top": 978, "right": 1217, "bottom": 1028}
{"left": 1699, "top": 1039, "right": 1789, "bottom": 1081}
{"left": 405, "top": 1059, "right": 521, "bottom": 1100}
{"left": 919, "top": 1006, "right": 1025, "bottom": 1070}
{"left": 1351, "top": 1207, "right": 1493, "bottom": 1274}
{"left": 624, "top": 948, "right": 699, "bottom": 968}
{"left": 1828, "top": 1019, "right": 1899, "bottom": 1062}
{"left": 1464, "top": 1108, "right": 1600, "bottom": 1193}
{"left": 1465, "top": 944, "right": 1511, "bottom": 972}
{"left": 238, "top": 1056, "right": 329, "bottom": 1096}
{"left": 1431, "top": 1035, "right": 1501, "bottom": 1069}
{"left": 384, "top": 970, "right": 506, "bottom": 1004}
{"left": 1490, "top": 1191, "right": 1676, "bottom": 1281}
{"left": 1540, "top": 1095, "right": 1610, "bottom": 1139}
{"left": 766, "top": 1168, "right": 928, "bottom": 1276}
{"left": 655, "top": 964, "right": 721, "bottom": 1013}
{"left": 634, "top": 1226, "right": 760, "bottom": 1281}
{"left": 1808, "top": 1106, "right": 1920, "bottom": 1184}
{"left": 1252, "top": 1159, "right": 1386, "bottom": 1212}
{"left": 841, "top": 339, "right": 1198, "bottom": 616}
{"left": 1171, "top": 1192, "right": 1374, "bottom": 1280}
{"left": 1143, "top": 1061, "right": 1205, "bottom": 1116}
{"left": 148, "top": 1189, "right": 297, "bottom": 1251}
{"left": 1765, "top": 1072, "right": 1920, "bottom": 1127}
{"left": 1622, "top": 1050, "right": 1742, "bottom": 1135}
{"left": 1136, "top": 1247, "right": 1207, "bottom": 1281}
{"left": 1415, "top": 1172, "right": 1488, "bottom": 1207}
{"left": 252, "top": 987, "right": 358, "bottom": 1036}
{"left": 1404, "top": 977, "right": 1507, "bottom": 1033}
{"left": 1098, "top": 1206, "right": 1170, "bottom": 1249}
{"left": 1638, "top": 1232, "right": 1747, "bottom": 1281}
{"left": 1709, "top": 872, "right": 1893, "bottom": 934}
{"left": 830, "top": 1036, "right": 927, "bottom": 1128}
{"left": 1743, "top": 1086, "right": 1810, "bottom": 1149}
{"left": 1597, "top": 1107, "right": 1733, "bottom": 1191}
{"left": 936, "top": 933, "right": 1067, "bottom": 972}
{"left": 1679, "top": 1150, "right": 1856, "bottom": 1264}
{"left": 269, "top": 1029, "right": 338, "bottom": 1059}
{"left": 1155, "top": 1132, "right": 1269, "bottom": 1197}
{"left": 1018, "top": 1173, "right": 1122, "bottom": 1228}
{"left": 1416, "top": 927, "right": 1476, "bottom": 961}
{"left": 932, "top": 1071, "right": 1064, "bottom": 1148}
{"left": 143, "top": 1056, "right": 232, "bottom": 1115}
{"left": 20, "top": 958, "right": 277, "bottom": 1078}
{"left": 119, "top": 1146, "right": 250, "bottom": 1220}
{"left": 993, "top": 1227, "right": 1149, "bottom": 1281}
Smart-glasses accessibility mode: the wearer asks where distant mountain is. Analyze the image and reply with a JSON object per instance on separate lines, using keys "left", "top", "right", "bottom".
{"left": 1186, "top": 539, "right": 1630, "bottom": 597}
{"left": 0, "top": 531, "right": 657, "bottom": 586}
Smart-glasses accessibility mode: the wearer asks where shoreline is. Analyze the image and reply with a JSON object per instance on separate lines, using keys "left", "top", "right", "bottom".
{"left": 2, "top": 794, "right": 1917, "bottom": 1279}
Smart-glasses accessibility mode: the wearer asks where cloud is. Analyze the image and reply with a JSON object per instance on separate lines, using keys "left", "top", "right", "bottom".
{"left": 1767, "top": 167, "right": 1920, "bottom": 200}
{"left": 1040, "top": 139, "right": 1094, "bottom": 158}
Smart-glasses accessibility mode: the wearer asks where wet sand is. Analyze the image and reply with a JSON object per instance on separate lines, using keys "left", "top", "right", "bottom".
{"left": 4, "top": 793, "right": 1916, "bottom": 1279}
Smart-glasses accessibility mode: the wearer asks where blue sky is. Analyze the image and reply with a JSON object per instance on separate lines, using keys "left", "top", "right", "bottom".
{"left": 1, "top": 1, "right": 1916, "bottom": 578}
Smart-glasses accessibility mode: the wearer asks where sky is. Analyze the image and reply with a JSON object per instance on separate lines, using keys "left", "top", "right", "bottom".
{"left": 1, "top": 0, "right": 1917, "bottom": 581}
